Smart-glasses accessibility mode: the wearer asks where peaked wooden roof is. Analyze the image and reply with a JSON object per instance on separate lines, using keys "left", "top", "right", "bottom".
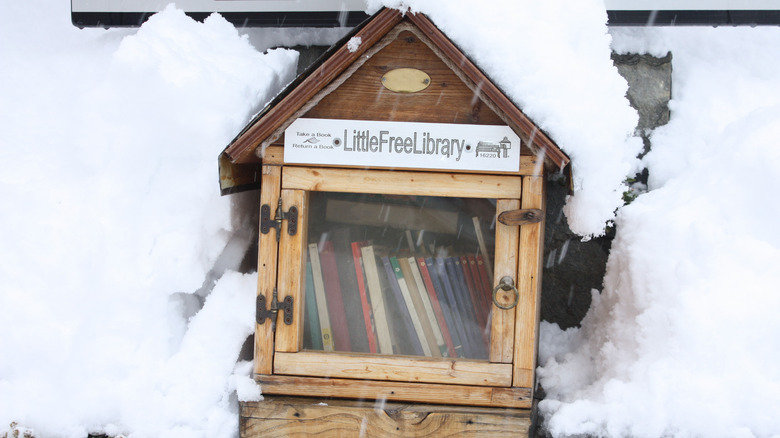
{"left": 220, "top": 8, "right": 568, "bottom": 190}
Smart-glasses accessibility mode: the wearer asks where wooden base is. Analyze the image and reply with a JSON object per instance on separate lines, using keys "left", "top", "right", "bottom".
{"left": 241, "top": 396, "right": 532, "bottom": 437}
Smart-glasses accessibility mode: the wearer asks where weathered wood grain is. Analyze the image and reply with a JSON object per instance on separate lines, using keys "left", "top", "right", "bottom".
{"left": 273, "top": 351, "right": 512, "bottom": 387}
{"left": 274, "top": 189, "right": 308, "bottom": 353}
{"left": 255, "top": 375, "right": 532, "bottom": 409}
{"left": 254, "top": 166, "right": 281, "bottom": 375}
{"left": 513, "top": 176, "right": 545, "bottom": 389}
{"left": 281, "top": 166, "right": 523, "bottom": 199}
{"left": 240, "top": 396, "right": 531, "bottom": 437}
{"left": 490, "top": 199, "right": 520, "bottom": 363}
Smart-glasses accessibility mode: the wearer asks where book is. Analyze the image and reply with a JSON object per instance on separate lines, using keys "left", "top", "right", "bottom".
{"left": 460, "top": 255, "right": 487, "bottom": 331}
{"left": 382, "top": 256, "right": 424, "bottom": 356}
{"left": 448, "top": 257, "right": 487, "bottom": 359}
{"left": 472, "top": 216, "right": 493, "bottom": 281}
{"left": 398, "top": 257, "right": 441, "bottom": 357}
{"left": 307, "top": 243, "right": 335, "bottom": 351}
{"left": 332, "top": 229, "right": 369, "bottom": 353}
{"left": 405, "top": 257, "right": 447, "bottom": 357}
{"left": 467, "top": 255, "right": 491, "bottom": 314}
{"left": 431, "top": 257, "right": 467, "bottom": 358}
{"left": 318, "top": 240, "right": 351, "bottom": 352}
{"left": 304, "top": 260, "right": 323, "bottom": 350}
{"left": 417, "top": 257, "right": 457, "bottom": 357}
{"left": 360, "top": 245, "right": 394, "bottom": 355}
{"left": 352, "top": 241, "right": 377, "bottom": 354}
{"left": 389, "top": 256, "right": 430, "bottom": 356}
{"left": 475, "top": 255, "right": 494, "bottom": 311}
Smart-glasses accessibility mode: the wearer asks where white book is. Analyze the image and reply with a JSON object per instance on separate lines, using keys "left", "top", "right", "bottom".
{"left": 360, "top": 245, "right": 394, "bottom": 355}
{"left": 308, "top": 243, "right": 334, "bottom": 351}
{"left": 407, "top": 257, "right": 448, "bottom": 357}
{"left": 390, "top": 257, "right": 432, "bottom": 357}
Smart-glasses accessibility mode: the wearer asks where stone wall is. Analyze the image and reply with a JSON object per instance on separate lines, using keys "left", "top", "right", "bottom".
{"left": 541, "top": 52, "right": 671, "bottom": 330}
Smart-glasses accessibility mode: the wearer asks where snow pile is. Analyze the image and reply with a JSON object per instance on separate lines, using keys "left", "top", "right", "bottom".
{"left": 3, "top": 0, "right": 780, "bottom": 437}
{"left": 538, "top": 27, "right": 780, "bottom": 437}
{"left": 368, "top": 0, "right": 643, "bottom": 238}
{"left": 0, "top": 3, "right": 295, "bottom": 437}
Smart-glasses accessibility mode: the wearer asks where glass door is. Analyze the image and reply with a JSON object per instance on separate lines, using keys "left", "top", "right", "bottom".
{"left": 273, "top": 166, "right": 522, "bottom": 387}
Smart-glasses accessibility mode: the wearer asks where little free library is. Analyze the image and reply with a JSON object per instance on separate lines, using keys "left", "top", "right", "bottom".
{"left": 218, "top": 7, "right": 570, "bottom": 437}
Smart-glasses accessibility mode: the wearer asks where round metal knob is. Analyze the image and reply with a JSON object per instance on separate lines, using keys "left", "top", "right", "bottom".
{"left": 492, "top": 276, "right": 519, "bottom": 310}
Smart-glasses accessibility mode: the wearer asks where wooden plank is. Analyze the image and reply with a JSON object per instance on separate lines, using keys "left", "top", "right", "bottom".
{"left": 263, "top": 144, "right": 545, "bottom": 175}
{"left": 407, "top": 13, "right": 569, "bottom": 170}
{"left": 489, "top": 199, "right": 520, "bottom": 363}
{"left": 256, "top": 375, "right": 532, "bottom": 409}
{"left": 225, "top": 8, "right": 404, "bottom": 163}
{"left": 273, "top": 351, "right": 512, "bottom": 387}
{"left": 254, "top": 166, "right": 281, "bottom": 375}
{"left": 303, "top": 28, "right": 506, "bottom": 127}
{"left": 513, "top": 176, "right": 545, "bottom": 389}
{"left": 282, "top": 167, "right": 523, "bottom": 199}
{"left": 240, "top": 396, "right": 531, "bottom": 437}
{"left": 274, "top": 189, "right": 308, "bottom": 353}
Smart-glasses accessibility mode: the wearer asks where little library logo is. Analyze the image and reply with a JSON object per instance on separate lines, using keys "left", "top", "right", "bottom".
{"left": 475, "top": 136, "right": 512, "bottom": 159}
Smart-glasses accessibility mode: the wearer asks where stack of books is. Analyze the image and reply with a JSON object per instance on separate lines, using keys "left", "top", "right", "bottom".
{"left": 303, "top": 238, "right": 494, "bottom": 360}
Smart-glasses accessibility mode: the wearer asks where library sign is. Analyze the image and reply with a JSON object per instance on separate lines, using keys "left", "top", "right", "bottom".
{"left": 284, "top": 118, "right": 522, "bottom": 172}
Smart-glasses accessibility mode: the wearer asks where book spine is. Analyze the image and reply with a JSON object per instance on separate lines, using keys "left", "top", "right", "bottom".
{"left": 360, "top": 246, "right": 394, "bottom": 355}
{"left": 448, "top": 257, "right": 487, "bottom": 359}
{"left": 398, "top": 257, "right": 440, "bottom": 357}
{"left": 382, "top": 256, "right": 424, "bottom": 356}
{"left": 407, "top": 257, "right": 447, "bottom": 357}
{"left": 308, "top": 243, "right": 334, "bottom": 351}
{"left": 417, "top": 257, "right": 456, "bottom": 357}
{"left": 332, "top": 231, "right": 369, "bottom": 353}
{"left": 318, "top": 240, "right": 351, "bottom": 352}
{"left": 460, "top": 255, "right": 487, "bottom": 330}
{"left": 352, "top": 241, "right": 377, "bottom": 354}
{"left": 473, "top": 216, "right": 493, "bottom": 280}
{"left": 475, "top": 255, "right": 494, "bottom": 312}
{"left": 304, "top": 260, "right": 323, "bottom": 351}
{"left": 430, "top": 257, "right": 466, "bottom": 358}
{"left": 440, "top": 257, "right": 476, "bottom": 358}
{"left": 468, "top": 255, "right": 491, "bottom": 315}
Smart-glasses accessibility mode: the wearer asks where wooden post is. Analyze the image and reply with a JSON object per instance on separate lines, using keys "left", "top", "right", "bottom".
{"left": 254, "top": 165, "right": 281, "bottom": 376}
{"left": 513, "top": 176, "right": 545, "bottom": 389}
{"left": 274, "top": 189, "right": 308, "bottom": 353}
{"left": 490, "top": 199, "right": 520, "bottom": 363}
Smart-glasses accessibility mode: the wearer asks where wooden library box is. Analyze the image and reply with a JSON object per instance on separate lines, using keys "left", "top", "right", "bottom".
{"left": 218, "top": 7, "right": 569, "bottom": 437}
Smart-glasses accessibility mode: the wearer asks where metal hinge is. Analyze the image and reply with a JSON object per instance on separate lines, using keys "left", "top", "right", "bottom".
{"left": 256, "top": 287, "right": 293, "bottom": 326}
{"left": 260, "top": 197, "right": 298, "bottom": 242}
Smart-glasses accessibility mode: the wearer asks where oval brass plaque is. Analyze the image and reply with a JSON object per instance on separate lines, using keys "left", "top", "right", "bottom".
{"left": 381, "top": 68, "right": 431, "bottom": 93}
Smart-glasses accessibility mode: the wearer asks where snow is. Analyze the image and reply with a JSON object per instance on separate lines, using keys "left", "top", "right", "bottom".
{"left": 1, "top": 0, "right": 779, "bottom": 437}
{"left": 347, "top": 36, "right": 363, "bottom": 53}
{"left": 368, "top": 0, "right": 644, "bottom": 239}
{"left": 0, "top": 2, "right": 295, "bottom": 437}
{"left": 538, "top": 26, "right": 780, "bottom": 438}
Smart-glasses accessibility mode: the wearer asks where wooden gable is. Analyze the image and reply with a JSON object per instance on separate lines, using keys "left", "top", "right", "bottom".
{"left": 219, "top": 8, "right": 568, "bottom": 194}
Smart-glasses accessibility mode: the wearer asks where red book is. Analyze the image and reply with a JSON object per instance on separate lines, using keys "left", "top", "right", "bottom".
{"left": 475, "top": 255, "right": 493, "bottom": 310}
{"left": 319, "top": 240, "right": 351, "bottom": 352}
{"left": 352, "top": 241, "right": 377, "bottom": 354}
{"left": 467, "top": 255, "right": 490, "bottom": 316}
{"left": 460, "top": 256, "right": 487, "bottom": 330}
{"left": 416, "top": 257, "right": 456, "bottom": 357}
